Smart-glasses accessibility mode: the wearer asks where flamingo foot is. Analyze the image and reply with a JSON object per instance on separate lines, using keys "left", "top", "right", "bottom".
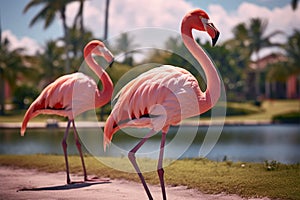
{"left": 66, "top": 176, "right": 109, "bottom": 184}
{"left": 85, "top": 176, "right": 110, "bottom": 182}
{"left": 67, "top": 177, "right": 71, "bottom": 185}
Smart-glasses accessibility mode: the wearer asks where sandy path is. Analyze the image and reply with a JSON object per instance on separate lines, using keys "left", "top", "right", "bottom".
{"left": 0, "top": 167, "right": 270, "bottom": 200}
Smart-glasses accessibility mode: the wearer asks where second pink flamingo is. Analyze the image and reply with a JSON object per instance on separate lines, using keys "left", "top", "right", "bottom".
{"left": 104, "top": 9, "right": 221, "bottom": 200}
{"left": 21, "top": 40, "right": 114, "bottom": 184}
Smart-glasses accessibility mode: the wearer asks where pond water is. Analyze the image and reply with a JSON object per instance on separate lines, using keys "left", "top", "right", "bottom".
{"left": 0, "top": 124, "right": 299, "bottom": 164}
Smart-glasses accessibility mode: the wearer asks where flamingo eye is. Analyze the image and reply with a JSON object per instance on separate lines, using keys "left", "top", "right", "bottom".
{"left": 200, "top": 17, "right": 209, "bottom": 30}
{"left": 200, "top": 17, "right": 208, "bottom": 24}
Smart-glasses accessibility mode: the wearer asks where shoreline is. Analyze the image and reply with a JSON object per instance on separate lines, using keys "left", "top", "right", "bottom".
{"left": 1, "top": 119, "right": 291, "bottom": 130}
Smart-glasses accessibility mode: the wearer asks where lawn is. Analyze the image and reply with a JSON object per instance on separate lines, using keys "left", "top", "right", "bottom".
{"left": 225, "top": 100, "right": 300, "bottom": 122}
{"left": 179, "top": 99, "right": 300, "bottom": 125}
{"left": 0, "top": 155, "right": 299, "bottom": 200}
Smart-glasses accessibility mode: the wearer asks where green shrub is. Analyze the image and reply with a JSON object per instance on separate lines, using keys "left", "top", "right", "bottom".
{"left": 13, "top": 85, "right": 39, "bottom": 109}
{"left": 272, "top": 112, "right": 300, "bottom": 124}
{"left": 201, "top": 104, "right": 259, "bottom": 117}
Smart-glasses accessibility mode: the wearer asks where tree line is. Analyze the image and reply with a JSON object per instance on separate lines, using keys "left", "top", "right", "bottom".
{"left": 0, "top": 0, "right": 299, "bottom": 115}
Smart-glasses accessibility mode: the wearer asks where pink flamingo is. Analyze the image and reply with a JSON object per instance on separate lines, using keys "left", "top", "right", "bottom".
{"left": 104, "top": 9, "right": 220, "bottom": 200}
{"left": 21, "top": 40, "right": 114, "bottom": 184}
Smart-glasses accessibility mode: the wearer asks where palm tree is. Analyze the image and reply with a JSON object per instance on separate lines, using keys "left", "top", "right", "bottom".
{"left": 115, "top": 33, "right": 139, "bottom": 66}
{"left": 72, "top": 0, "right": 85, "bottom": 56}
{"left": 247, "top": 18, "right": 283, "bottom": 99}
{"left": 225, "top": 23, "right": 252, "bottom": 63}
{"left": 38, "top": 40, "right": 65, "bottom": 86}
{"left": 292, "top": 0, "right": 299, "bottom": 10}
{"left": 223, "top": 23, "right": 252, "bottom": 99}
{"left": 23, "top": 0, "right": 82, "bottom": 73}
{"left": 0, "top": 38, "right": 29, "bottom": 115}
{"left": 282, "top": 29, "right": 300, "bottom": 98}
{"left": 267, "top": 29, "right": 300, "bottom": 98}
{"left": 68, "top": 26, "right": 93, "bottom": 69}
{"left": 73, "top": 0, "right": 85, "bottom": 34}
{"left": 285, "top": 29, "right": 300, "bottom": 70}
{"left": 224, "top": 19, "right": 283, "bottom": 100}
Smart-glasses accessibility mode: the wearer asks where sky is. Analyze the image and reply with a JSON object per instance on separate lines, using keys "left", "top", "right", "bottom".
{"left": 1, "top": 0, "right": 300, "bottom": 56}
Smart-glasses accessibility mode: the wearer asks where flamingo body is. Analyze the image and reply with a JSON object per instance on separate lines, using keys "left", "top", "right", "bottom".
{"left": 21, "top": 40, "right": 114, "bottom": 184}
{"left": 21, "top": 72, "right": 100, "bottom": 134}
{"left": 104, "top": 9, "right": 220, "bottom": 200}
{"left": 104, "top": 65, "right": 202, "bottom": 146}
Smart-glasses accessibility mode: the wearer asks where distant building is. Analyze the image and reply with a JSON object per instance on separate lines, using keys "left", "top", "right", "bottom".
{"left": 4, "top": 81, "right": 11, "bottom": 100}
{"left": 247, "top": 53, "right": 299, "bottom": 99}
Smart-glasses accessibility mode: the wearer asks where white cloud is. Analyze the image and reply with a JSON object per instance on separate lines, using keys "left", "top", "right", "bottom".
{"left": 65, "top": 0, "right": 298, "bottom": 61}
{"left": 78, "top": 0, "right": 193, "bottom": 39}
{"left": 5, "top": 1, "right": 300, "bottom": 58}
{"left": 2, "top": 30, "right": 43, "bottom": 55}
{"left": 209, "top": 2, "right": 300, "bottom": 43}
{"left": 208, "top": 2, "right": 300, "bottom": 58}
{"left": 77, "top": 0, "right": 300, "bottom": 49}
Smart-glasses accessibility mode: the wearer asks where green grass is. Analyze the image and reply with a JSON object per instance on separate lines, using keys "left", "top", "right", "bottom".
{"left": 0, "top": 155, "right": 299, "bottom": 199}
{"left": 224, "top": 100, "right": 300, "bottom": 122}
{"left": 182, "top": 100, "right": 300, "bottom": 124}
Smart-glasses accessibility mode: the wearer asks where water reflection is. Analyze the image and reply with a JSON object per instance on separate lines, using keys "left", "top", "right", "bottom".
{"left": 0, "top": 124, "right": 299, "bottom": 164}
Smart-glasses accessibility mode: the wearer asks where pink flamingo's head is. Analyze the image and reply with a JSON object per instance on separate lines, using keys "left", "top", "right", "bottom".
{"left": 183, "top": 9, "right": 220, "bottom": 46}
{"left": 84, "top": 40, "right": 114, "bottom": 66}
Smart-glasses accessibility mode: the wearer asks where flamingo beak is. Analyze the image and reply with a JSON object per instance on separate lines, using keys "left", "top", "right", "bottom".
{"left": 109, "top": 58, "right": 114, "bottom": 68}
{"left": 206, "top": 22, "right": 220, "bottom": 46}
{"left": 212, "top": 30, "right": 220, "bottom": 46}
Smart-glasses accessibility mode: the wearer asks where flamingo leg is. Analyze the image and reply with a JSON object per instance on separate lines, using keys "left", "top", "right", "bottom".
{"left": 71, "top": 120, "right": 88, "bottom": 182}
{"left": 158, "top": 132, "right": 167, "bottom": 200}
{"left": 128, "top": 129, "right": 156, "bottom": 200}
{"left": 62, "top": 120, "right": 71, "bottom": 184}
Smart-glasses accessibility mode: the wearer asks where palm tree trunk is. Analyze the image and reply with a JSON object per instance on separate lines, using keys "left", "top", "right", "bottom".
{"left": 100, "top": 0, "right": 111, "bottom": 122}
{"left": 61, "top": 8, "right": 71, "bottom": 73}
{"left": 255, "top": 67, "right": 261, "bottom": 97}
{"left": 254, "top": 51, "right": 261, "bottom": 99}
{"left": 265, "top": 80, "right": 270, "bottom": 99}
{"left": 292, "top": 0, "right": 298, "bottom": 10}
{"left": 0, "top": 14, "right": 4, "bottom": 115}
{"left": 74, "top": 0, "right": 85, "bottom": 42}
{"left": 79, "top": 0, "right": 84, "bottom": 34}
{"left": 0, "top": 72, "right": 5, "bottom": 115}
{"left": 104, "top": 0, "right": 110, "bottom": 40}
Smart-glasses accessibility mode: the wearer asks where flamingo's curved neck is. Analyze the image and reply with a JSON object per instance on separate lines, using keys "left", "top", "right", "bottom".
{"left": 181, "top": 22, "right": 221, "bottom": 114}
{"left": 85, "top": 54, "right": 113, "bottom": 107}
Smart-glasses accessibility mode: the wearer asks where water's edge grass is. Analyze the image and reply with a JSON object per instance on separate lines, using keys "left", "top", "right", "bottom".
{"left": 0, "top": 154, "right": 299, "bottom": 200}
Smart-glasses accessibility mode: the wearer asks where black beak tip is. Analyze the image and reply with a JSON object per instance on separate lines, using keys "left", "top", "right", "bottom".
{"left": 109, "top": 58, "right": 114, "bottom": 68}
{"left": 212, "top": 31, "right": 220, "bottom": 47}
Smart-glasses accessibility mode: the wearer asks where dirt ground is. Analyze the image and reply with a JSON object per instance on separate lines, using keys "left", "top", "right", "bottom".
{"left": 0, "top": 167, "right": 271, "bottom": 200}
